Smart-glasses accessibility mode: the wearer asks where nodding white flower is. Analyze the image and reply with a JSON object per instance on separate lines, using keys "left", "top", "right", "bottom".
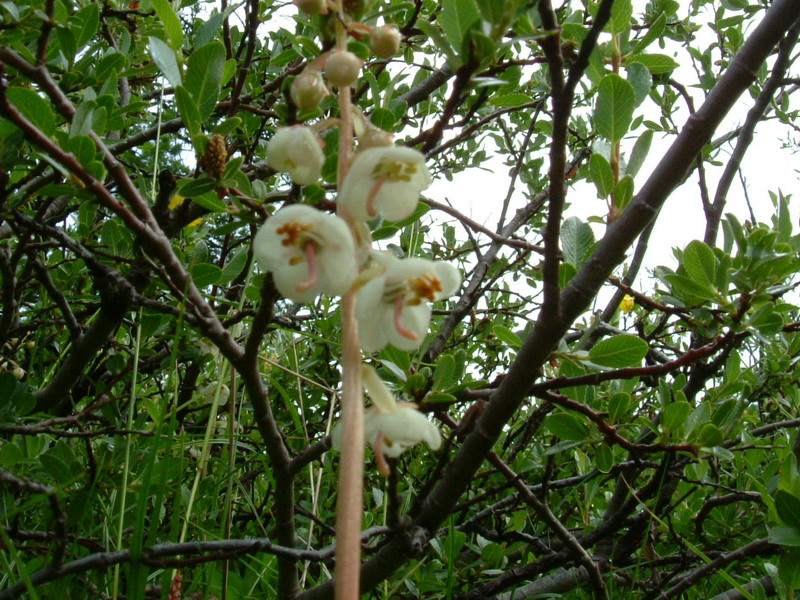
{"left": 267, "top": 126, "right": 325, "bottom": 185}
{"left": 253, "top": 205, "right": 357, "bottom": 302}
{"left": 339, "top": 146, "right": 431, "bottom": 222}
{"left": 356, "top": 253, "right": 461, "bottom": 352}
{"left": 332, "top": 366, "right": 441, "bottom": 473}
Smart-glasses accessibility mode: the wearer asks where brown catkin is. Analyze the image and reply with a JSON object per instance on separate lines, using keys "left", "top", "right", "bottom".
{"left": 198, "top": 134, "right": 228, "bottom": 178}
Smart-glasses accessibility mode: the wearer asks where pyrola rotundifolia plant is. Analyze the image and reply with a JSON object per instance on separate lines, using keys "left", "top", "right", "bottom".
{"left": 249, "top": 1, "right": 460, "bottom": 596}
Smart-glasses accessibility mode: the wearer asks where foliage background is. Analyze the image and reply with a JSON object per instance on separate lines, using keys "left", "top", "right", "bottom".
{"left": 1, "top": 0, "right": 800, "bottom": 599}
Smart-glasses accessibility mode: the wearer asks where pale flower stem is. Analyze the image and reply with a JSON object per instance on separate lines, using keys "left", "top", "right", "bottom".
{"left": 333, "top": 3, "right": 364, "bottom": 599}
{"left": 334, "top": 289, "right": 364, "bottom": 600}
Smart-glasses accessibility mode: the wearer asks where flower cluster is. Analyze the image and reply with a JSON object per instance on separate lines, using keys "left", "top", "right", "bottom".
{"left": 252, "top": 14, "right": 457, "bottom": 468}
{"left": 254, "top": 137, "right": 459, "bottom": 354}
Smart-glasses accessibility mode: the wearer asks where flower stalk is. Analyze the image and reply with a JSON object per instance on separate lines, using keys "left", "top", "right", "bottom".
{"left": 332, "top": 3, "right": 363, "bottom": 598}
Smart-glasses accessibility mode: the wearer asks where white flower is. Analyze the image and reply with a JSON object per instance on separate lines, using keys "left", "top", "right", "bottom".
{"left": 253, "top": 204, "right": 357, "bottom": 302}
{"left": 266, "top": 126, "right": 325, "bottom": 185}
{"left": 356, "top": 253, "right": 461, "bottom": 352}
{"left": 338, "top": 146, "right": 431, "bottom": 222}
{"left": 332, "top": 366, "right": 441, "bottom": 465}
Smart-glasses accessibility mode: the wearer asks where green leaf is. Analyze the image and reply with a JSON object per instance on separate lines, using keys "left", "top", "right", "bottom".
{"left": 179, "top": 177, "right": 217, "bottom": 197}
{"left": 589, "top": 153, "right": 614, "bottom": 199}
{"left": 439, "top": 0, "right": 480, "bottom": 58}
{"left": 662, "top": 401, "right": 692, "bottom": 432}
{"left": 218, "top": 248, "right": 249, "bottom": 285}
{"left": 614, "top": 175, "right": 634, "bottom": 212}
{"left": 607, "top": 392, "right": 631, "bottom": 421}
{"left": 559, "top": 262, "right": 577, "bottom": 289}
{"left": 151, "top": 0, "right": 184, "bottom": 49}
{"left": 74, "top": 3, "right": 100, "bottom": 49}
{"left": 629, "top": 12, "right": 667, "bottom": 55}
{"left": 663, "top": 274, "right": 716, "bottom": 303}
{"left": 627, "top": 53, "right": 679, "bottom": 75}
{"left": 561, "top": 217, "right": 595, "bottom": 268}
{"left": 191, "top": 190, "right": 227, "bottom": 213}
{"left": 423, "top": 392, "right": 457, "bottom": 404}
{"left": 596, "top": 445, "right": 613, "bottom": 473}
{"left": 769, "top": 525, "right": 800, "bottom": 547}
{"left": 547, "top": 413, "right": 590, "bottom": 442}
{"left": 95, "top": 52, "right": 126, "bottom": 83}
{"left": 588, "top": 334, "right": 648, "bottom": 368}
{"left": 683, "top": 240, "right": 716, "bottom": 288}
{"left": 696, "top": 422, "right": 724, "bottom": 447}
{"left": 432, "top": 354, "right": 456, "bottom": 390}
{"left": 779, "top": 552, "right": 800, "bottom": 593}
{"left": 594, "top": 74, "right": 636, "bottom": 142}
{"left": 490, "top": 93, "right": 532, "bottom": 107}
{"left": 370, "top": 108, "right": 396, "bottom": 132}
{"left": 190, "top": 263, "right": 222, "bottom": 287}
{"left": 148, "top": 36, "right": 182, "bottom": 87}
{"left": 492, "top": 325, "right": 522, "bottom": 349}
{"left": 417, "top": 19, "right": 459, "bottom": 67}
{"left": 627, "top": 61, "right": 652, "bottom": 107}
{"left": 0, "top": 442, "right": 23, "bottom": 467}
{"left": 626, "top": 130, "right": 653, "bottom": 177}
{"left": 174, "top": 85, "right": 201, "bottom": 136}
{"left": 56, "top": 27, "right": 78, "bottom": 63}
{"left": 185, "top": 42, "right": 225, "bottom": 121}
{"left": 776, "top": 490, "right": 800, "bottom": 529}
{"left": 214, "top": 117, "right": 242, "bottom": 136}
{"left": 610, "top": 0, "right": 632, "bottom": 33}
{"left": 776, "top": 191, "right": 792, "bottom": 243}
{"left": 6, "top": 87, "right": 56, "bottom": 136}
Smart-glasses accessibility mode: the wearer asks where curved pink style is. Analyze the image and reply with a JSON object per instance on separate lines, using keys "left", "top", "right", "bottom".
{"left": 393, "top": 295, "right": 419, "bottom": 341}
{"left": 295, "top": 242, "right": 319, "bottom": 292}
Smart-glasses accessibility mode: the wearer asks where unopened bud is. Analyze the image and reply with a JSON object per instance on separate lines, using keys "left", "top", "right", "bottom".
{"left": 294, "top": 0, "right": 327, "bottom": 14}
{"left": 198, "top": 134, "right": 228, "bottom": 179}
{"left": 359, "top": 125, "right": 394, "bottom": 149}
{"left": 324, "top": 50, "right": 362, "bottom": 88}
{"left": 291, "top": 65, "right": 329, "bottom": 110}
{"left": 370, "top": 25, "right": 402, "bottom": 58}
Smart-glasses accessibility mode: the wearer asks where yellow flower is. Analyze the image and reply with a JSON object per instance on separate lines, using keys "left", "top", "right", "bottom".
{"left": 620, "top": 294, "right": 635, "bottom": 313}
{"left": 168, "top": 194, "right": 185, "bottom": 210}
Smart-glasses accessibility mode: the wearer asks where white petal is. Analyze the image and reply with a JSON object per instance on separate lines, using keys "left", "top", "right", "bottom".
{"left": 371, "top": 406, "right": 441, "bottom": 455}
{"left": 432, "top": 262, "right": 462, "bottom": 298}
{"left": 267, "top": 126, "right": 324, "bottom": 185}
{"left": 361, "top": 365, "right": 397, "bottom": 414}
{"left": 253, "top": 204, "right": 357, "bottom": 302}
{"left": 339, "top": 146, "right": 430, "bottom": 222}
{"left": 356, "top": 276, "right": 392, "bottom": 352}
{"left": 388, "top": 303, "right": 430, "bottom": 351}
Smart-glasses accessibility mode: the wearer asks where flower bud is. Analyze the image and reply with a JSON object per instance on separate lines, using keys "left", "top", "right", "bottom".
{"left": 294, "top": 0, "right": 327, "bottom": 14}
{"left": 370, "top": 25, "right": 402, "bottom": 58}
{"left": 358, "top": 125, "right": 394, "bottom": 150}
{"left": 324, "top": 50, "right": 362, "bottom": 88}
{"left": 290, "top": 65, "right": 329, "bottom": 110}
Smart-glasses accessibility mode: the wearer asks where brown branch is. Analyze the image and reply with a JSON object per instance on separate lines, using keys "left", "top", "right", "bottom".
{"left": 648, "top": 538, "right": 778, "bottom": 600}
{"left": 488, "top": 452, "right": 610, "bottom": 600}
